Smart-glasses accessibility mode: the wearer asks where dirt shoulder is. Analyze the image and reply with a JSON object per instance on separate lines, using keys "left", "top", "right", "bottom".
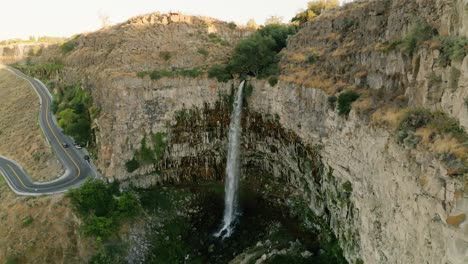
{"left": 0, "top": 66, "right": 62, "bottom": 182}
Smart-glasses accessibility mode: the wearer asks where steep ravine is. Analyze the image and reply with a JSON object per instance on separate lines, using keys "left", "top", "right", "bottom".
{"left": 122, "top": 77, "right": 466, "bottom": 263}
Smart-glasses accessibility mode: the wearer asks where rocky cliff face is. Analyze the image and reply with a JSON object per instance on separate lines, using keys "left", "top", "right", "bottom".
{"left": 281, "top": 0, "right": 468, "bottom": 130}
{"left": 248, "top": 79, "right": 467, "bottom": 263}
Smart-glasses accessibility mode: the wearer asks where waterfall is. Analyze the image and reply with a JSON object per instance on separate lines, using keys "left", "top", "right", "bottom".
{"left": 214, "top": 80, "right": 245, "bottom": 239}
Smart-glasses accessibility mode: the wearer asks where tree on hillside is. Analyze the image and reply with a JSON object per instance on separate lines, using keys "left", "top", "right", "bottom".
{"left": 229, "top": 24, "right": 297, "bottom": 77}
{"left": 264, "top": 16, "right": 284, "bottom": 25}
{"left": 246, "top": 19, "right": 258, "bottom": 29}
{"left": 292, "top": 0, "right": 339, "bottom": 27}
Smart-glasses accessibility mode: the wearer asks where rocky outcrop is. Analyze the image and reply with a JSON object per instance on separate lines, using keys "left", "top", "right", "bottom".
{"left": 281, "top": 0, "right": 468, "bottom": 129}
{"left": 0, "top": 43, "right": 51, "bottom": 64}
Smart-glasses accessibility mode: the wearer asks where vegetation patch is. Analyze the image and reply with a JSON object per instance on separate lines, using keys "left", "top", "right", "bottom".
{"left": 67, "top": 179, "right": 141, "bottom": 240}
{"left": 125, "top": 132, "right": 167, "bottom": 172}
{"left": 197, "top": 47, "right": 209, "bottom": 57}
{"left": 307, "top": 53, "right": 319, "bottom": 63}
{"left": 227, "top": 22, "right": 237, "bottom": 29}
{"left": 22, "top": 215, "right": 34, "bottom": 227}
{"left": 208, "top": 64, "right": 232, "bottom": 82}
{"left": 208, "top": 24, "right": 297, "bottom": 82}
{"left": 268, "top": 76, "right": 279, "bottom": 86}
{"left": 402, "top": 19, "right": 434, "bottom": 56}
{"left": 337, "top": 91, "right": 359, "bottom": 116}
{"left": 52, "top": 84, "right": 97, "bottom": 146}
{"left": 159, "top": 51, "right": 172, "bottom": 61}
{"left": 291, "top": 0, "right": 339, "bottom": 27}
{"left": 61, "top": 39, "right": 77, "bottom": 53}
{"left": 13, "top": 61, "right": 64, "bottom": 80}
{"left": 437, "top": 36, "right": 468, "bottom": 66}
{"left": 137, "top": 67, "right": 202, "bottom": 80}
{"left": 396, "top": 108, "right": 468, "bottom": 175}
{"left": 208, "top": 33, "right": 229, "bottom": 46}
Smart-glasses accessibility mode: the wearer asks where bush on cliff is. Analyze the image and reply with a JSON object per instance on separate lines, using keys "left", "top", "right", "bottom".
{"left": 291, "top": 0, "right": 340, "bottom": 27}
{"left": 67, "top": 179, "right": 141, "bottom": 239}
{"left": 125, "top": 132, "right": 167, "bottom": 172}
{"left": 396, "top": 108, "right": 468, "bottom": 175}
{"left": 403, "top": 19, "right": 434, "bottom": 56}
{"left": 229, "top": 24, "right": 296, "bottom": 77}
{"left": 438, "top": 36, "right": 468, "bottom": 66}
{"left": 337, "top": 91, "right": 359, "bottom": 116}
{"left": 208, "top": 64, "right": 232, "bottom": 82}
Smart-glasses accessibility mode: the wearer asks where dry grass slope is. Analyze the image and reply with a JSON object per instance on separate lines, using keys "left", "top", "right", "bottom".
{"left": 0, "top": 66, "right": 62, "bottom": 182}
{"left": 0, "top": 66, "right": 96, "bottom": 262}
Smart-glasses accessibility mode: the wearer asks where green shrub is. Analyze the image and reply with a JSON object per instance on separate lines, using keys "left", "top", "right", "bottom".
{"left": 342, "top": 181, "right": 353, "bottom": 193}
{"left": 438, "top": 36, "right": 468, "bottom": 66}
{"left": 268, "top": 76, "right": 278, "bottom": 86}
{"left": 138, "top": 68, "right": 202, "bottom": 80}
{"left": 149, "top": 69, "right": 173, "bottom": 80}
{"left": 125, "top": 158, "right": 140, "bottom": 172}
{"left": 54, "top": 84, "right": 94, "bottom": 145}
{"left": 337, "top": 91, "right": 359, "bottom": 116}
{"left": 67, "top": 179, "right": 116, "bottom": 217}
{"left": 179, "top": 68, "right": 202, "bottom": 78}
{"left": 6, "top": 256, "right": 19, "bottom": 264}
{"left": 227, "top": 22, "right": 237, "bottom": 29}
{"left": 67, "top": 179, "right": 141, "bottom": 239}
{"left": 207, "top": 33, "right": 229, "bottom": 45}
{"left": 244, "top": 83, "right": 254, "bottom": 97}
{"left": 402, "top": 20, "right": 434, "bottom": 56}
{"left": 129, "top": 132, "right": 167, "bottom": 169}
{"left": 136, "top": 135, "right": 155, "bottom": 164}
{"left": 84, "top": 216, "right": 115, "bottom": 238}
{"left": 197, "top": 48, "right": 209, "bottom": 57}
{"left": 116, "top": 192, "right": 141, "bottom": 218}
{"left": 151, "top": 132, "right": 167, "bottom": 160}
{"left": 136, "top": 71, "right": 148, "bottom": 78}
{"left": 307, "top": 54, "right": 319, "bottom": 63}
{"left": 159, "top": 51, "right": 172, "bottom": 61}
{"left": 208, "top": 64, "right": 232, "bottom": 82}
{"left": 14, "top": 61, "right": 64, "bottom": 80}
{"left": 22, "top": 215, "right": 34, "bottom": 227}
{"left": 61, "top": 40, "right": 76, "bottom": 53}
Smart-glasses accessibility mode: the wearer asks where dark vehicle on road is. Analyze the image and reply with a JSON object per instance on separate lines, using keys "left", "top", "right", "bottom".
{"left": 84, "top": 155, "right": 90, "bottom": 161}
{"left": 62, "top": 143, "right": 68, "bottom": 148}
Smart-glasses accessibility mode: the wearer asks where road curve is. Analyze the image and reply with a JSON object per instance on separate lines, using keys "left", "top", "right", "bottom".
{"left": 0, "top": 66, "right": 97, "bottom": 195}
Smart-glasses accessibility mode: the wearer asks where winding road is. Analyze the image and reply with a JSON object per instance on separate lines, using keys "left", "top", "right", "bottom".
{"left": 0, "top": 66, "right": 97, "bottom": 195}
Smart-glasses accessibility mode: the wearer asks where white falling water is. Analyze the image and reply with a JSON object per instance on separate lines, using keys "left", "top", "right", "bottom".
{"left": 214, "top": 80, "right": 245, "bottom": 239}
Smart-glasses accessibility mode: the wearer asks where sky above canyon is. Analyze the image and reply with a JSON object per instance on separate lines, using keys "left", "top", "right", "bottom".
{"left": 0, "top": 0, "right": 350, "bottom": 40}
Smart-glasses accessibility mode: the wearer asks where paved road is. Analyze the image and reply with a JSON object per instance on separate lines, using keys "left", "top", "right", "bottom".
{"left": 0, "top": 66, "right": 97, "bottom": 195}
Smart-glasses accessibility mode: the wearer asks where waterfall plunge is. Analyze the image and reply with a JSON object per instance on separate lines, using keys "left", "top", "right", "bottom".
{"left": 214, "top": 80, "right": 245, "bottom": 239}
